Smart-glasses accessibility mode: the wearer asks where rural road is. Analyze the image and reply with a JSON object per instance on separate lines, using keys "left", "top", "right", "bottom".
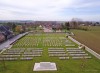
{"left": 0, "top": 32, "right": 28, "bottom": 50}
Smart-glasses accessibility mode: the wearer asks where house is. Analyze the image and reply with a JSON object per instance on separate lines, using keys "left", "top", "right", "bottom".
{"left": 0, "top": 25, "right": 14, "bottom": 40}
{"left": 0, "top": 32, "right": 5, "bottom": 43}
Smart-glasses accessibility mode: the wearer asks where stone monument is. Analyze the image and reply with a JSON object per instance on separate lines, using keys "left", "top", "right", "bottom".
{"left": 33, "top": 62, "right": 57, "bottom": 71}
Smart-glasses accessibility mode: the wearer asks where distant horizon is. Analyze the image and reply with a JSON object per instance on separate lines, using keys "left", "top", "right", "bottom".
{"left": 0, "top": 0, "right": 100, "bottom": 21}
{"left": 0, "top": 20, "right": 100, "bottom": 22}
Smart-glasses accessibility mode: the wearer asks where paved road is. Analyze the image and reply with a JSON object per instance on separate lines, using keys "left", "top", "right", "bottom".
{"left": 0, "top": 32, "right": 28, "bottom": 50}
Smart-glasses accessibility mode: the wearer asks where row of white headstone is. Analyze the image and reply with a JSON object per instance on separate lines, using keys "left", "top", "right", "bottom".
{"left": 14, "top": 38, "right": 41, "bottom": 47}
{"left": 43, "top": 38, "right": 64, "bottom": 46}
{"left": 48, "top": 48, "right": 69, "bottom": 60}
{"left": 0, "top": 48, "right": 43, "bottom": 61}
{"left": 66, "top": 48, "right": 91, "bottom": 59}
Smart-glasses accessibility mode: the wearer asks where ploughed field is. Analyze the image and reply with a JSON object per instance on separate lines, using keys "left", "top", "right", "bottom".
{"left": 72, "top": 26, "right": 100, "bottom": 54}
{"left": 0, "top": 33, "right": 100, "bottom": 73}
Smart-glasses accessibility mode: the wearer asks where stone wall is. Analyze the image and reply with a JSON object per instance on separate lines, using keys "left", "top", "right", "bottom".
{"left": 68, "top": 36, "right": 100, "bottom": 59}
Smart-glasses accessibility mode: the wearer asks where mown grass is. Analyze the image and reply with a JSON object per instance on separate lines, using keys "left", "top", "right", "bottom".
{"left": 0, "top": 32, "right": 100, "bottom": 73}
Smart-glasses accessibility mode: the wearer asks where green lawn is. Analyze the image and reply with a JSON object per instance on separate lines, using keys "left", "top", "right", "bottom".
{"left": 0, "top": 33, "right": 100, "bottom": 73}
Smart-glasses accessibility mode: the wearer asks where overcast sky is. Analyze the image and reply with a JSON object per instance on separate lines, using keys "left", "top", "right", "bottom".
{"left": 0, "top": 0, "right": 100, "bottom": 21}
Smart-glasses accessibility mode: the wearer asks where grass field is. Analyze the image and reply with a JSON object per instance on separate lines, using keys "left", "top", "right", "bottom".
{"left": 0, "top": 33, "right": 100, "bottom": 73}
{"left": 71, "top": 26, "right": 100, "bottom": 54}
